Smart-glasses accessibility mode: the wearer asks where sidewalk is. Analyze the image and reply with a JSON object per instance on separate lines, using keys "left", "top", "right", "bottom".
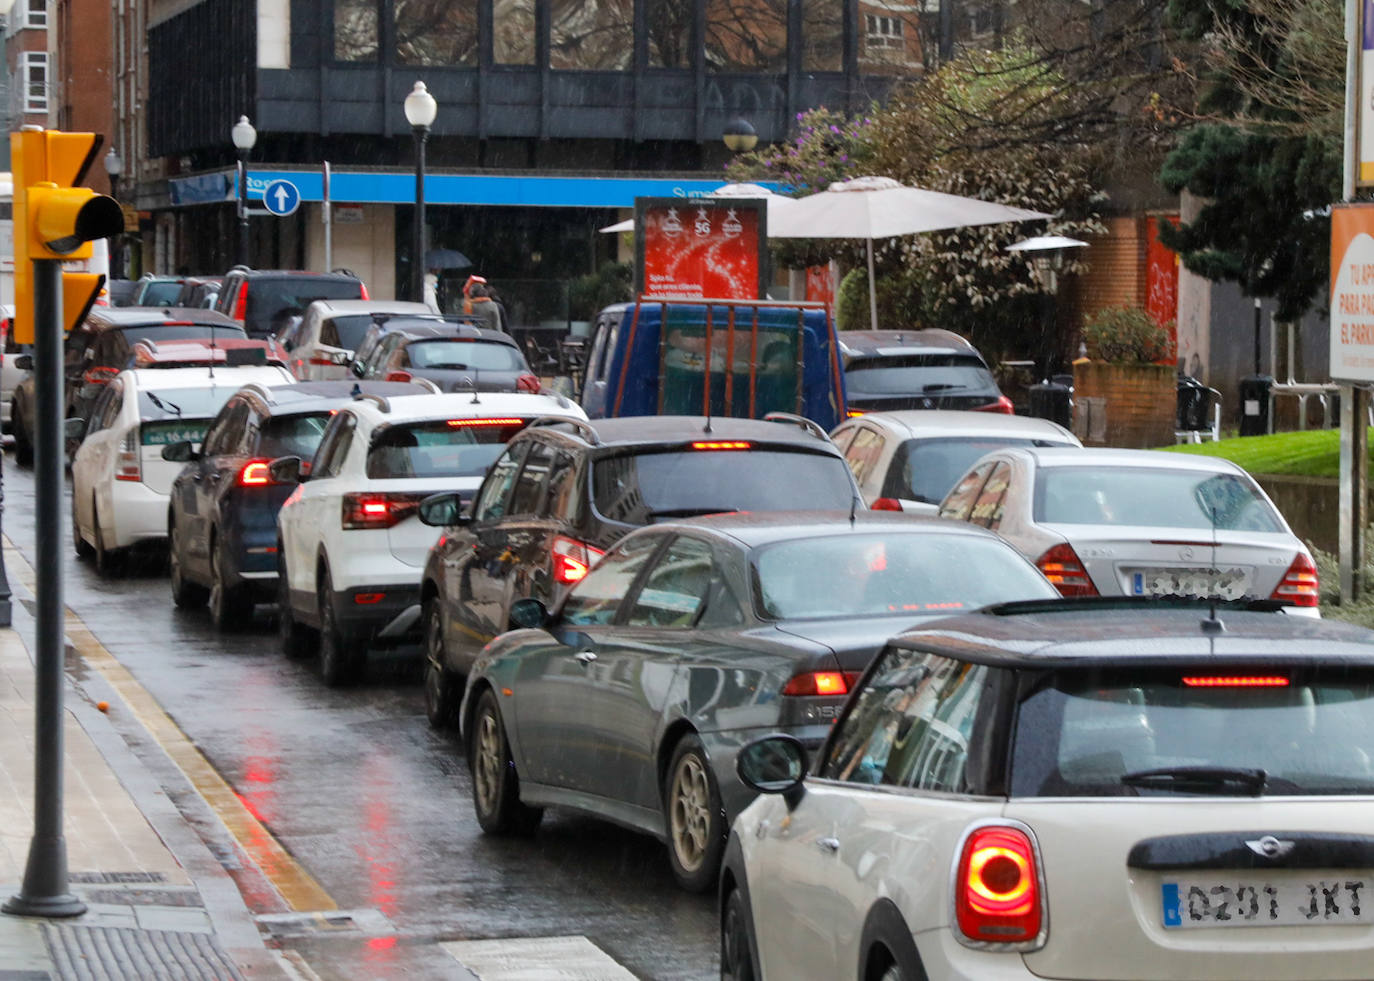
{"left": 0, "top": 593, "right": 291, "bottom": 979}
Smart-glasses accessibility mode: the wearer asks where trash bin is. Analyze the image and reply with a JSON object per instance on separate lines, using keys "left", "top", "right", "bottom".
{"left": 1028, "top": 381, "right": 1072, "bottom": 429}
{"left": 1176, "top": 375, "right": 1210, "bottom": 432}
{"left": 1238, "top": 374, "right": 1272, "bottom": 436}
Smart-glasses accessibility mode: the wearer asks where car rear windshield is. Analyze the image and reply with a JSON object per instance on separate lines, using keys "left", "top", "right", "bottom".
{"left": 138, "top": 282, "right": 184, "bottom": 305}
{"left": 886, "top": 436, "right": 1064, "bottom": 505}
{"left": 325, "top": 315, "right": 377, "bottom": 351}
{"left": 245, "top": 279, "right": 363, "bottom": 334}
{"left": 592, "top": 447, "right": 856, "bottom": 524}
{"left": 118, "top": 324, "right": 247, "bottom": 349}
{"left": 137, "top": 387, "right": 239, "bottom": 421}
{"left": 406, "top": 339, "right": 525, "bottom": 371}
{"left": 753, "top": 532, "right": 1057, "bottom": 620}
{"left": 844, "top": 354, "right": 997, "bottom": 397}
{"left": 259, "top": 412, "right": 333, "bottom": 460}
{"left": 1034, "top": 466, "right": 1286, "bottom": 532}
{"left": 366, "top": 418, "right": 529, "bottom": 479}
{"left": 1011, "top": 668, "right": 1374, "bottom": 797}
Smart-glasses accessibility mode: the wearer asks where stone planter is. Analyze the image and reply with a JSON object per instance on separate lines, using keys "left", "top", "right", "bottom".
{"left": 1072, "top": 361, "right": 1176, "bottom": 448}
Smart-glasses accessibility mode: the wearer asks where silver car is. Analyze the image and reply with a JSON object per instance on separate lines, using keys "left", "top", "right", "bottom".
{"left": 937, "top": 446, "right": 1320, "bottom": 614}
{"left": 457, "top": 511, "right": 1060, "bottom": 893}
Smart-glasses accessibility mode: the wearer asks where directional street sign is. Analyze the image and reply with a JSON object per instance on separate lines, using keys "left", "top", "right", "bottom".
{"left": 262, "top": 179, "right": 301, "bottom": 217}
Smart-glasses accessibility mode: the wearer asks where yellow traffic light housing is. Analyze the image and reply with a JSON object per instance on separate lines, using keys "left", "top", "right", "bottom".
{"left": 28, "top": 182, "right": 124, "bottom": 258}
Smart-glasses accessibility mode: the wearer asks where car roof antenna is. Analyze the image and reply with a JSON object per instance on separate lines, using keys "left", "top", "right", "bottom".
{"left": 1202, "top": 504, "right": 1224, "bottom": 635}
{"left": 849, "top": 492, "right": 860, "bottom": 526}
{"left": 470, "top": 367, "right": 481, "bottom": 403}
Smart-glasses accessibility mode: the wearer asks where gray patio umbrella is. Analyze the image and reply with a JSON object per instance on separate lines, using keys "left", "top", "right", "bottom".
{"left": 768, "top": 176, "right": 1051, "bottom": 331}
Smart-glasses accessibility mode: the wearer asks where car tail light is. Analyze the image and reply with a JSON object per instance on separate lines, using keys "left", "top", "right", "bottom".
{"left": 1036, "top": 543, "right": 1097, "bottom": 597}
{"left": 781, "top": 671, "right": 862, "bottom": 696}
{"left": 1182, "top": 675, "right": 1290, "bottom": 687}
{"left": 82, "top": 365, "right": 119, "bottom": 386}
{"left": 973, "top": 395, "right": 1015, "bottom": 415}
{"left": 232, "top": 282, "right": 249, "bottom": 321}
{"left": 955, "top": 825, "right": 1044, "bottom": 946}
{"left": 871, "top": 497, "right": 903, "bottom": 511}
{"left": 116, "top": 430, "right": 141, "bottom": 482}
{"left": 341, "top": 492, "right": 424, "bottom": 530}
{"left": 446, "top": 417, "right": 525, "bottom": 428}
{"left": 552, "top": 535, "right": 604, "bottom": 585}
{"left": 846, "top": 409, "right": 865, "bottom": 418}
{"left": 353, "top": 592, "right": 385, "bottom": 605}
{"left": 308, "top": 355, "right": 336, "bottom": 366}
{"left": 385, "top": 370, "right": 413, "bottom": 382}
{"left": 359, "top": 283, "right": 370, "bottom": 300}
{"left": 237, "top": 459, "right": 275, "bottom": 486}
{"left": 691, "top": 441, "right": 751, "bottom": 450}
{"left": 1270, "top": 552, "right": 1319, "bottom": 607}
{"left": 516, "top": 373, "right": 541, "bottom": 393}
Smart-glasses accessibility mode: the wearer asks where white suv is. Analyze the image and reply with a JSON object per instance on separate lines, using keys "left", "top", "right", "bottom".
{"left": 70, "top": 362, "right": 295, "bottom": 574}
{"left": 274, "top": 390, "right": 587, "bottom": 686}
{"left": 283, "top": 299, "right": 434, "bottom": 381}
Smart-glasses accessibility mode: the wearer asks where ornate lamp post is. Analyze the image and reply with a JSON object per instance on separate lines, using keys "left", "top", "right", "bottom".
{"left": 722, "top": 117, "right": 758, "bottom": 153}
{"left": 404, "top": 81, "right": 438, "bottom": 303}
{"left": 231, "top": 116, "right": 257, "bottom": 267}
{"left": 103, "top": 146, "right": 123, "bottom": 280}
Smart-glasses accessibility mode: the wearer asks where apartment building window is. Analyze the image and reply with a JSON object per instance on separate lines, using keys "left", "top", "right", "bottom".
{"left": 866, "top": 14, "right": 905, "bottom": 47}
{"left": 21, "top": 0, "right": 45, "bottom": 28}
{"left": 21, "top": 51, "right": 47, "bottom": 114}
{"left": 706, "top": 0, "right": 786, "bottom": 71}
{"left": 859, "top": 4, "right": 923, "bottom": 74}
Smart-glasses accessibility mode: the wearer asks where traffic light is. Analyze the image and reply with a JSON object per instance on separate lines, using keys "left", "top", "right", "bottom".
{"left": 11, "top": 128, "right": 122, "bottom": 343}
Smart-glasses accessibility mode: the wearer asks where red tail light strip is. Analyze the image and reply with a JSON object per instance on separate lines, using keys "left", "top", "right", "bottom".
{"left": 691, "top": 441, "right": 751, "bottom": 451}
{"left": 1182, "top": 675, "right": 1290, "bottom": 687}
{"left": 446, "top": 417, "right": 525, "bottom": 427}
{"left": 1035, "top": 543, "right": 1097, "bottom": 597}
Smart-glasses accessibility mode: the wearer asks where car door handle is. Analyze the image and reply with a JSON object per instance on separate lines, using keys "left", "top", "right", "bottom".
{"left": 817, "top": 837, "right": 840, "bottom": 854}
{"left": 573, "top": 650, "right": 597, "bottom": 666}
{"left": 208, "top": 472, "right": 223, "bottom": 482}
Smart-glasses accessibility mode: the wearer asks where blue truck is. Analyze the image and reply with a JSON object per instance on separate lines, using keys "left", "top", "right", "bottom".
{"left": 579, "top": 297, "right": 848, "bottom": 431}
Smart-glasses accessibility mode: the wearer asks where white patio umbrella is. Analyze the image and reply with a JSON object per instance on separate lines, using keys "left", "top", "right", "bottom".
{"left": 768, "top": 176, "right": 1052, "bottom": 331}
{"left": 597, "top": 182, "right": 798, "bottom": 233}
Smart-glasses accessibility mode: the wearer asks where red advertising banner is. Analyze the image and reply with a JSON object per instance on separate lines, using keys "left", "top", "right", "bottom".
{"left": 1145, "top": 215, "right": 1180, "bottom": 365}
{"left": 634, "top": 197, "right": 766, "bottom": 300}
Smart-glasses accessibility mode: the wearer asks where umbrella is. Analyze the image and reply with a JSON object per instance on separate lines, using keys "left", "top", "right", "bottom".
{"left": 768, "top": 176, "right": 1052, "bottom": 331}
{"left": 424, "top": 248, "right": 472, "bottom": 270}
{"left": 598, "top": 182, "right": 798, "bottom": 234}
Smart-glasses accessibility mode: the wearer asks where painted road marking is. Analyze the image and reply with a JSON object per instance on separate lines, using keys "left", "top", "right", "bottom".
{"left": 4, "top": 542, "right": 337, "bottom": 914}
{"left": 441, "top": 936, "right": 637, "bottom": 980}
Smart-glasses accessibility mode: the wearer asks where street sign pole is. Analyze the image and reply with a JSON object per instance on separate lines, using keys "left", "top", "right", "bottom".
{"left": 4, "top": 257, "right": 84, "bottom": 918}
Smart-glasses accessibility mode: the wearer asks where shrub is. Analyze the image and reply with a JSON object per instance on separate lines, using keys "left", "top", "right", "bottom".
{"left": 1082, "top": 305, "right": 1176, "bottom": 364}
{"left": 568, "top": 262, "right": 632, "bottom": 321}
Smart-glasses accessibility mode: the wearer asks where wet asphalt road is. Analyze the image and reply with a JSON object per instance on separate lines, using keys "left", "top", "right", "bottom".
{"left": 3, "top": 456, "right": 716, "bottom": 980}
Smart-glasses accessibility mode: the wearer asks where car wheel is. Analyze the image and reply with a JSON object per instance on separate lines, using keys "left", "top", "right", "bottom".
{"left": 469, "top": 688, "right": 542, "bottom": 836}
{"left": 423, "top": 599, "right": 461, "bottom": 729}
{"left": 317, "top": 567, "right": 365, "bottom": 687}
{"left": 664, "top": 734, "right": 726, "bottom": 893}
{"left": 168, "top": 519, "right": 207, "bottom": 608}
{"left": 720, "top": 887, "right": 759, "bottom": 981}
{"left": 11, "top": 406, "right": 31, "bottom": 467}
{"left": 72, "top": 494, "right": 94, "bottom": 559}
{"left": 92, "top": 500, "right": 121, "bottom": 577}
{"left": 277, "top": 550, "right": 317, "bottom": 659}
{"left": 209, "top": 535, "right": 253, "bottom": 630}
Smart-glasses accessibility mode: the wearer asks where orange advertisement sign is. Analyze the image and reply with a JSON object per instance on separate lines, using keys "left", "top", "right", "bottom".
{"left": 634, "top": 197, "right": 766, "bottom": 300}
{"left": 1330, "top": 204, "right": 1374, "bottom": 382}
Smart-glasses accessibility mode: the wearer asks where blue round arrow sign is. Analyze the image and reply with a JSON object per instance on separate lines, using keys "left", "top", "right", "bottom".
{"left": 262, "top": 179, "right": 301, "bottom": 217}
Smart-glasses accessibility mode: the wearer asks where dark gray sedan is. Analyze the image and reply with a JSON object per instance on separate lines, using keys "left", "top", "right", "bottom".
{"left": 457, "top": 511, "right": 1059, "bottom": 892}
{"left": 352, "top": 320, "right": 538, "bottom": 393}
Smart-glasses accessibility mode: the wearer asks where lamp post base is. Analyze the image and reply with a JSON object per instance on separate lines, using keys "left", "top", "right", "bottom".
{"left": 4, "top": 834, "right": 86, "bottom": 918}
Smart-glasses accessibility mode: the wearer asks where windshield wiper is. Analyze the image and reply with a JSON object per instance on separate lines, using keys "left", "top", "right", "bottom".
{"left": 145, "top": 393, "right": 182, "bottom": 417}
{"left": 645, "top": 506, "right": 738, "bottom": 520}
{"left": 919, "top": 383, "right": 973, "bottom": 393}
{"left": 427, "top": 363, "right": 470, "bottom": 370}
{"left": 1121, "top": 766, "right": 1267, "bottom": 796}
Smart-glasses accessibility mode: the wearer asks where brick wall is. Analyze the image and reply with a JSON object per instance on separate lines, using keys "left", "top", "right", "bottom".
{"left": 1073, "top": 361, "right": 1176, "bottom": 448}
{"left": 1061, "top": 217, "right": 1148, "bottom": 354}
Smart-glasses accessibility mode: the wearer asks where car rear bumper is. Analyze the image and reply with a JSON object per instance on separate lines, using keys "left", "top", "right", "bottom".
{"left": 330, "top": 582, "right": 421, "bottom": 644}
{"left": 108, "top": 481, "right": 170, "bottom": 549}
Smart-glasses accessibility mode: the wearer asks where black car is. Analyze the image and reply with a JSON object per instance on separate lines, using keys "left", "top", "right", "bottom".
{"left": 352, "top": 320, "right": 538, "bottom": 393}
{"left": 416, "top": 413, "right": 865, "bottom": 725}
{"left": 214, "top": 268, "right": 367, "bottom": 338}
{"left": 839, "top": 329, "right": 1013, "bottom": 414}
{"left": 165, "top": 380, "right": 424, "bottom": 628}
{"left": 9, "top": 306, "right": 245, "bottom": 465}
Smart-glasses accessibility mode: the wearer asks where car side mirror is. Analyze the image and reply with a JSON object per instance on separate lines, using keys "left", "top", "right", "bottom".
{"left": 160, "top": 440, "right": 199, "bottom": 463}
{"left": 12, "top": 354, "right": 32, "bottom": 371}
{"left": 62, "top": 417, "right": 86, "bottom": 441}
{"left": 508, "top": 597, "right": 550, "bottom": 630}
{"left": 736, "top": 734, "right": 808, "bottom": 806}
{"left": 417, "top": 491, "right": 468, "bottom": 527}
{"left": 267, "top": 455, "right": 304, "bottom": 484}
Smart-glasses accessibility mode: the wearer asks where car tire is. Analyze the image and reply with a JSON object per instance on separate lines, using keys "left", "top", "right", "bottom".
{"left": 168, "top": 518, "right": 208, "bottom": 608}
{"left": 317, "top": 566, "right": 365, "bottom": 687}
{"left": 92, "top": 500, "right": 120, "bottom": 577}
{"left": 859, "top": 902, "right": 928, "bottom": 981}
{"left": 11, "top": 406, "right": 31, "bottom": 467}
{"left": 423, "top": 599, "right": 461, "bottom": 729}
{"left": 720, "top": 886, "right": 760, "bottom": 981}
{"left": 277, "top": 549, "right": 317, "bottom": 659}
{"left": 209, "top": 535, "right": 253, "bottom": 630}
{"left": 664, "top": 734, "right": 726, "bottom": 893}
{"left": 72, "top": 495, "right": 94, "bottom": 559}
{"left": 469, "top": 688, "right": 543, "bottom": 836}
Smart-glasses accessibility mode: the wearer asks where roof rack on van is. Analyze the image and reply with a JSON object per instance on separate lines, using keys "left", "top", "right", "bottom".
{"left": 762, "top": 411, "right": 829, "bottom": 441}
{"left": 354, "top": 392, "right": 391, "bottom": 413}
{"left": 528, "top": 416, "right": 600, "bottom": 445}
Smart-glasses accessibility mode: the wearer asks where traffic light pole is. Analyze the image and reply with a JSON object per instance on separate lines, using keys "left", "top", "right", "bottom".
{"left": 4, "top": 258, "right": 84, "bottom": 918}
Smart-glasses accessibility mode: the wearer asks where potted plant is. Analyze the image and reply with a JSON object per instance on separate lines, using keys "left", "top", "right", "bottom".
{"left": 1073, "top": 305, "right": 1177, "bottom": 448}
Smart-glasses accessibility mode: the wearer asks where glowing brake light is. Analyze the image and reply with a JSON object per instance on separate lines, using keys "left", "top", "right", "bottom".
{"left": 846, "top": 409, "right": 866, "bottom": 417}
{"left": 691, "top": 441, "right": 751, "bottom": 450}
{"left": 954, "top": 825, "right": 1044, "bottom": 947}
{"left": 552, "top": 535, "right": 605, "bottom": 585}
{"left": 1270, "top": 552, "right": 1319, "bottom": 607}
{"left": 446, "top": 417, "right": 525, "bottom": 427}
{"left": 341, "top": 492, "right": 424, "bottom": 529}
{"left": 972, "top": 395, "right": 1016, "bottom": 414}
{"left": 871, "top": 497, "right": 903, "bottom": 512}
{"left": 781, "top": 671, "right": 861, "bottom": 697}
{"left": 237, "top": 460, "right": 274, "bottom": 486}
{"left": 359, "top": 283, "right": 370, "bottom": 300}
{"left": 1036, "top": 543, "right": 1097, "bottom": 597}
{"left": 1181, "top": 675, "right": 1290, "bottom": 687}
{"left": 232, "top": 282, "right": 249, "bottom": 321}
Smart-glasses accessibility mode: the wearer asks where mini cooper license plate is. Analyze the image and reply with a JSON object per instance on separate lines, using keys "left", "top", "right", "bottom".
{"left": 1162, "top": 878, "right": 1370, "bottom": 928}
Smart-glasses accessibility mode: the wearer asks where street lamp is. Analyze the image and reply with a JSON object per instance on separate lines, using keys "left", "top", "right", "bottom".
{"left": 722, "top": 117, "right": 758, "bottom": 153}
{"left": 1007, "top": 235, "right": 1088, "bottom": 377}
{"left": 103, "top": 146, "right": 122, "bottom": 280}
{"left": 231, "top": 115, "right": 257, "bottom": 268}
{"left": 404, "top": 81, "right": 437, "bottom": 304}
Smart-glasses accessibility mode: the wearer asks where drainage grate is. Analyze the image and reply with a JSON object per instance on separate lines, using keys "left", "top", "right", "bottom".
{"left": 42, "top": 925, "right": 244, "bottom": 981}
{"left": 85, "top": 888, "right": 203, "bottom": 908}
{"left": 68, "top": 872, "right": 169, "bottom": 885}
